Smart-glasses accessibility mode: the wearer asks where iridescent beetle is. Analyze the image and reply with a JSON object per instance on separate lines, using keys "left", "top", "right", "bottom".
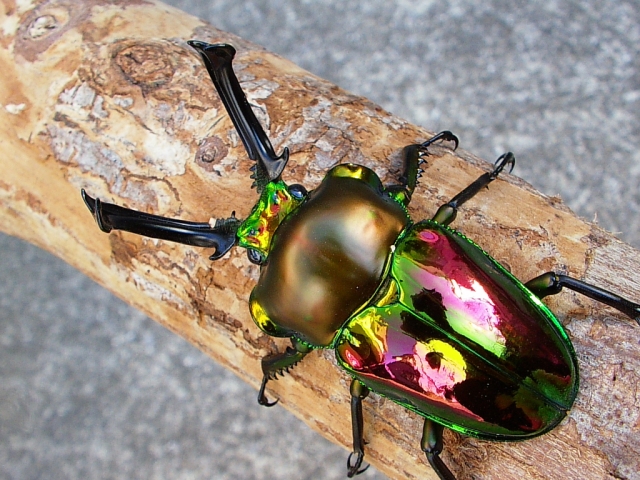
{"left": 81, "top": 41, "right": 640, "bottom": 479}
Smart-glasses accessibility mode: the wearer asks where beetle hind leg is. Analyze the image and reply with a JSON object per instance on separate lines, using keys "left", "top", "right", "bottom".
{"left": 421, "top": 419, "right": 457, "bottom": 480}
{"left": 526, "top": 272, "right": 640, "bottom": 324}
{"left": 258, "top": 338, "right": 312, "bottom": 407}
{"left": 431, "top": 152, "right": 515, "bottom": 226}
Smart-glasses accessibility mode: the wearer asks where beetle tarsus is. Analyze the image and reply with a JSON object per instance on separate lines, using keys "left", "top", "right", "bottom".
{"left": 431, "top": 151, "right": 516, "bottom": 226}
{"left": 419, "top": 130, "right": 460, "bottom": 153}
{"left": 257, "top": 375, "right": 279, "bottom": 407}
{"left": 421, "top": 419, "right": 457, "bottom": 480}
{"left": 526, "top": 271, "right": 640, "bottom": 323}
{"left": 347, "top": 379, "right": 370, "bottom": 477}
{"left": 346, "top": 451, "right": 369, "bottom": 477}
{"left": 490, "top": 151, "right": 516, "bottom": 178}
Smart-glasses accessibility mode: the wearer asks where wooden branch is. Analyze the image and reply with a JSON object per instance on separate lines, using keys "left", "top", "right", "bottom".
{"left": 1, "top": 1, "right": 638, "bottom": 478}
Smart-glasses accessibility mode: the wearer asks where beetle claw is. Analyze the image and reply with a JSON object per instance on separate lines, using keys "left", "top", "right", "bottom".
{"left": 419, "top": 130, "right": 460, "bottom": 152}
{"left": 347, "top": 451, "right": 370, "bottom": 477}
{"left": 491, "top": 152, "right": 516, "bottom": 177}
{"left": 258, "top": 393, "right": 279, "bottom": 407}
{"left": 257, "top": 375, "right": 279, "bottom": 407}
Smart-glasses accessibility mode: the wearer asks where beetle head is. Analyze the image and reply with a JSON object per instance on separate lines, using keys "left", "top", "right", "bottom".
{"left": 237, "top": 180, "right": 308, "bottom": 264}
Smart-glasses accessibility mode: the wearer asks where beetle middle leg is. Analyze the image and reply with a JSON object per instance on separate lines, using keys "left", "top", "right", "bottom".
{"left": 258, "top": 338, "right": 312, "bottom": 406}
{"left": 525, "top": 272, "right": 640, "bottom": 323}
{"left": 431, "top": 152, "right": 515, "bottom": 226}
{"left": 421, "top": 419, "right": 456, "bottom": 480}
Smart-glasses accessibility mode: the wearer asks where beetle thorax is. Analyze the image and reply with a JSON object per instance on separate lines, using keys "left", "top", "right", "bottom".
{"left": 249, "top": 165, "right": 409, "bottom": 347}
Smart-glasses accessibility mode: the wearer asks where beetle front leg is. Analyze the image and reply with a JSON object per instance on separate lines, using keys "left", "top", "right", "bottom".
{"left": 347, "top": 379, "right": 370, "bottom": 477}
{"left": 431, "top": 152, "right": 515, "bottom": 226}
{"left": 421, "top": 419, "right": 456, "bottom": 480}
{"left": 525, "top": 272, "right": 640, "bottom": 324}
{"left": 258, "top": 338, "right": 312, "bottom": 407}
{"left": 388, "top": 131, "right": 459, "bottom": 206}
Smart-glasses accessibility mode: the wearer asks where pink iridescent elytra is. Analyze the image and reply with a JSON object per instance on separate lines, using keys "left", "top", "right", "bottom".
{"left": 336, "top": 222, "right": 577, "bottom": 438}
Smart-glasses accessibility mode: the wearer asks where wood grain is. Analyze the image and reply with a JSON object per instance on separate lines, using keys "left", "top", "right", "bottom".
{"left": 0, "top": 1, "right": 638, "bottom": 478}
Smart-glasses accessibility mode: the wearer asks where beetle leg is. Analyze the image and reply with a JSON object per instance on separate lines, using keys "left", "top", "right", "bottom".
{"left": 421, "top": 419, "right": 457, "bottom": 480}
{"left": 81, "top": 190, "right": 239, "bottom": 260}
{"left": 188, "top": 41, "right": 289, "bottom": 193}
{"left": 525, "top": 272, "right": 640, "bottom": 324}
{"left": 388, "top": 131, "right": 459, "bottom": 206}
{"left": 347, "top": 379, "right": 370, "bottom": 477}
{"left": 431, "top": 152, "right": 515, "bottom": 226}
{"left": 258, "top": 338, "right": 312, "bottom": 407}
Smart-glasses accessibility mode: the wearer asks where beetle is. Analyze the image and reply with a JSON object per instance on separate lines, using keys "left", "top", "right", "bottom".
{"left": 81, "top": 41, "right": 640, "bottom": 479}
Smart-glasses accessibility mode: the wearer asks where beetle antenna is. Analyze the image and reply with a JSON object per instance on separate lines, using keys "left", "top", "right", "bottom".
{"left": 188, "top": 41, "right": 289, "bottom": 193}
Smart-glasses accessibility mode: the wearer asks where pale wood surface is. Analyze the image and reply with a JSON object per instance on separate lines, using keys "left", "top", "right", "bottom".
{"left": 0, "top": 1, "right": 638, "bottom": 478}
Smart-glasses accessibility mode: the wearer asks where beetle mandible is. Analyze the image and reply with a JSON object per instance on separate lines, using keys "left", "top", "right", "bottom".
{"left": 81, "top": 41, "right": 640, "bottom": 479}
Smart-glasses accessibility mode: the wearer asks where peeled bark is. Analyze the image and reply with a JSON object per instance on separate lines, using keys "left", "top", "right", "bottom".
{"left": 0, "top": 1, "right": 638, "bottom": 478}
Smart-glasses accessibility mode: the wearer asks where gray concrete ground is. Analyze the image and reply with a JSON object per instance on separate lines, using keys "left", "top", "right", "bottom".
{"left": 2, "top": 1, "right": 640, "bottom": 479}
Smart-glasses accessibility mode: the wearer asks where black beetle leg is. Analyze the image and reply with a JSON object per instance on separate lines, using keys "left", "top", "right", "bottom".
{"left": 526, "top": 272, "right": 640, "bottom": 324}
{"left": 419, "top": 130, "right": 460, "bottom": 153}
{"left": 188, "top": 41, "right": 289, "bottom": 192}
{"left": 80, "top": 190, "right": 240, "bottom": 260}
{"left": 431, "top": 152, "right": 515, "bottom": 226}
{"left": 388, "top": 131, "right": 459, "bottom": 206}
{"left": 421, "top": 419, "right": 457, "bottom": 480}
{"left": 257, "top": 374, "right": 278, "bottom": 407}
{"left": 347, "top": 379, "right": 370, "bottom": 477}
{"left": 258, "top": 338, "right": 312, "bottom": 407}
{"left": 346, "top": 452, "right": 369, "bottom": 478}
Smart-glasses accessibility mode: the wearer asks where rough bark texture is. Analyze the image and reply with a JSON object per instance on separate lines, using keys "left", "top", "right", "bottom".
{"left": 0, "top": 1, "right": 638, "bottom": 479}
